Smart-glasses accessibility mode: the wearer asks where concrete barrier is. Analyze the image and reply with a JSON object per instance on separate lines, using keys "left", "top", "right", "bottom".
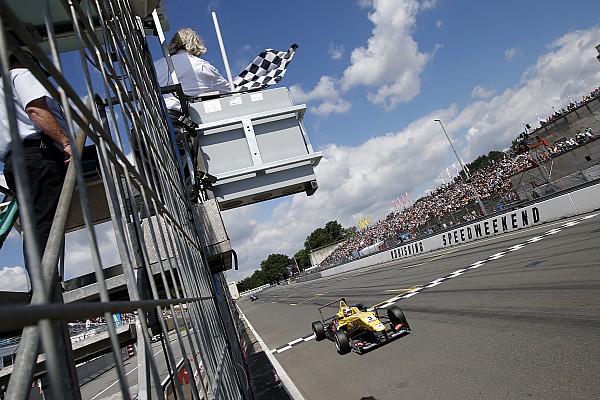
{"left": 76, "top": 352, "right": 124, "bottom": 386}
{"left": 295, "top": 273, "right": 322, "bottom": 283}
{"left": 318, "top": 182, "right": 600, "bottom": 278}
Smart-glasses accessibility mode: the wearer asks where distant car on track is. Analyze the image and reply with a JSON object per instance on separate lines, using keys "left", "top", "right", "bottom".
{"left": 311, "top": 298, "right": 410, "bottom": 355}
{"left": 151, "top": 334, "right": 162, "bottom": 343}
{"left": 249, "top": 295, "right": 259, "bottom": 302}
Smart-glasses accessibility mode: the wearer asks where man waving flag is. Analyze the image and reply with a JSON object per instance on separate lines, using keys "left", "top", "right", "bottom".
{"left": 233, "top": 43, "right": 298, "bottom": 91}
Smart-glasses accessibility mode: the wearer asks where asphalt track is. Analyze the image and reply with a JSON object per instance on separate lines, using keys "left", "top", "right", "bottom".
{"left": 238, "top": 212, "right": 600, "bottom": 400}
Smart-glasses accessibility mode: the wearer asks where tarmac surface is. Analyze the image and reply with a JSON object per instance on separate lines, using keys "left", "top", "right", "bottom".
{"left": 238, "top": 212, "right": 600, "bottom": 400}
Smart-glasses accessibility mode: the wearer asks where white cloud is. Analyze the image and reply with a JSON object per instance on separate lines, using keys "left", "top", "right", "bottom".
{"left": 505, "top": 47, "right": 519, "bottom": 60}
{"left": 289, "top": 76, "right": 352, "bottom": 116}
{"left": 224, "top": 26, "right": 600, "bottom": 281}
{"left": 290, "top": 76, "right": 337, "bottom": 103}
{"left": 340, "top": 0, "right": 430, "bottom": 109}
{"left": 63, "top": 221, "right": 120, "bottom": 280}
{"left": 293, "top": 0, "right": 432, "bottom": 114}
{"left": 421, "top": 0, "right": 438, "bottom": 10}
{"left": 436, "top": 20, "right": 443, "bottom": 29}
{"left": 222, "top": 206, "right": 259, "bottom": 251}
{"left": 328, "top": 42, "right": 345, "bottom": 60}
{"left": 0, "top": 266, "right": 28, "bottom": 291}
{"left": 459, "top": 27, "right": 600, "bottom": 159}
{"left": 471, "top": 85, "right": 496, "bottom": 99}
{"left": 311, "top": 100, "right": 353, "bottom": 116}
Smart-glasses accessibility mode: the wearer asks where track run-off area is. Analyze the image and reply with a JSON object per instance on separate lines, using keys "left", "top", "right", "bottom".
{"left": 238, "top": 212, "right": 600, "bottom": 400}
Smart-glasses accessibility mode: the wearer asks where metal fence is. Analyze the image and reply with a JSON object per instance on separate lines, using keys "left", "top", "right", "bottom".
{"left": 0, "top": 1, "right": 249, "bottom": 399}
{"left": 513, "top": 163, "right": 600, "bottom": 200}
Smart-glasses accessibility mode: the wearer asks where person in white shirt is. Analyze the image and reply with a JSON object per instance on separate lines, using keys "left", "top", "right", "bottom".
{"left": 0, "top": 52, "right": 71, "bottom": 277}
{"left": 154, "top": 28, "right": 231, "bottom": 112}
{"left": 153, "top": 29, "right": 230, "bottom": 200}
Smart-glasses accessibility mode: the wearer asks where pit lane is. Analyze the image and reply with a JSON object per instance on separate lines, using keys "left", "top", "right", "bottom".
{"left": 238, "top": 212, "right": 600, "bottom": 400}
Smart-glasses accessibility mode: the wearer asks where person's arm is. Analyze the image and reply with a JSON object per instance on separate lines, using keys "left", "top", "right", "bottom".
{"left": 25, "top": 97, "right": 72, "bottom": 163}
{"left": 203, "top": 63, "right": 231, "bottom": 93}
{"left": 212, "top": 72, "right": 232, "bottom": 93}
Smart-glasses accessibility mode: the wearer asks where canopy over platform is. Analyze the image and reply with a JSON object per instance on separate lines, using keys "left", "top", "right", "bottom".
{"left": 4, "top": 0, "right": 169, "bottom": 54}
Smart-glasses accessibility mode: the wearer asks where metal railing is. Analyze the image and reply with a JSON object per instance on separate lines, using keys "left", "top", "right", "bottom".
{"left": 0, "top": 1, "right": 249, "bottom": 399}
{"left": 515, "top": 164, "right": 600, "bottom": 200}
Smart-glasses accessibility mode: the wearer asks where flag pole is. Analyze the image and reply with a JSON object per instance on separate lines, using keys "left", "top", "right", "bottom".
{"left": 434, "top": 119, "right": 487, "bottom": 215}
{"left": 152, "top": 10, "right": 178, "bottom": 85}
{"left": 211, "top": 12, "right": 235, "bottom": 91}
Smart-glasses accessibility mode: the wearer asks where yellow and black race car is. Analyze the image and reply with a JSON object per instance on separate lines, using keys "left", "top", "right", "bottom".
{"left": 311, "top": 298, "right": 410, "bottom": 355}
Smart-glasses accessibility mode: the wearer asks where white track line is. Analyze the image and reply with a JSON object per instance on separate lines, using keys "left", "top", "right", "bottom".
{"left": 270, "top": 213, "right": 598, "bottom": 354}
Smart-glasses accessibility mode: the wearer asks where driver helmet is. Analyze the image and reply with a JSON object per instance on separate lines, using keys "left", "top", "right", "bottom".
{"left": 343, "top": 307, "right": 352, "bottom": 317}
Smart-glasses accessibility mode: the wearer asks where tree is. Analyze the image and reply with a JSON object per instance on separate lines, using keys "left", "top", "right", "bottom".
{"left": 236, "top": 281, "right": 248, "bottom": 292}
{"left": 325, "top": 220, "right": 345, "bottom": 241}
{"left": 260, "top": 253, "right": 291, "bottom": 284}
{"left": 304, "top": 220, "right": 350, "bottom": 251}
{"left": 468, "top": 150, "right": 505, "bottom": 173}
{"left": 343, "top": 226, "right": 357, "bottom": 238}
{"left": 240, "top": 269, "right": 266, "bottom": 290}
{"left": 304, "top": 227, "right": 330, "bottom": 250}
{"left": 293, "top": 249, "right": 311, "bottom": 271}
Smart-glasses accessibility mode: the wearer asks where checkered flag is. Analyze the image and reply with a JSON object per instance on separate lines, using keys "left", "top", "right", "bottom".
{"left": 233, "top": 43, "right": 298, "bottom": 92}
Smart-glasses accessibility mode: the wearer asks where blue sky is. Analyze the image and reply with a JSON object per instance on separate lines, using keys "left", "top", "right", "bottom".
{"left": 1, "top": 0, "right": 600, "bottom": 288}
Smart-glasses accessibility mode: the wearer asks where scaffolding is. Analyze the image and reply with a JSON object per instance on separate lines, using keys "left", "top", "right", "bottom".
{"left": 0, "top": 1, "right": 251, "bottom": 399}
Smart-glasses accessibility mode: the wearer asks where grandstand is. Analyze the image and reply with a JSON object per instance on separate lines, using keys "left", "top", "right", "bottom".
{"left": 318, "top": 88, "right": 600, "bottom": 270}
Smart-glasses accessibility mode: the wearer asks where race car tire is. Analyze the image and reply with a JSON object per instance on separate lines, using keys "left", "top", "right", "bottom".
{"left": 312, "top": 321, "right": 326, "bottom": 341}
{"left": 334, "top": 330, "right": 351, "bottom": 355}
{"left": 387, "top": 306, "right": 409, "bottom": 329}
{"left": 352, "top": 303, "right": 367, "bottom": 311}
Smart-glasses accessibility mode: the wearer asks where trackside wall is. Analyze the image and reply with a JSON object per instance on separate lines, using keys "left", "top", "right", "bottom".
{"left": 309, "top": 241, "right": 346, "bottom": 268}
{"left": 319, "top": 182, "right": 600, "bottom": 278}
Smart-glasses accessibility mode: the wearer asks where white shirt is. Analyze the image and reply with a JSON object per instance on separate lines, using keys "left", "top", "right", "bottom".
{"left": 154, "top": 50, "right": 231, "bottom": 111}
{"left": 0, "top": 68, "right": 68, "bottom": 161}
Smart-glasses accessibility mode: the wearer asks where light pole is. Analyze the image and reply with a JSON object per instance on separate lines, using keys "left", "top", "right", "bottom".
{"left": 434, "top": 119, "right": 487, "bottom": 216}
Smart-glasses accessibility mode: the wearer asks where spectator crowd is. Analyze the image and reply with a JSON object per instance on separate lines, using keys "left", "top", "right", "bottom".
{"left": 319, "top": 88, "right": 600, "bottom": 270}
{"left": 538, "top": 87, "right": 600, "bottom": 127}
{"left": 319, "top": 154, "right": 533, "bottom": 268}
{"left": 546, "top": 128, "right": 595, "bottom": 157}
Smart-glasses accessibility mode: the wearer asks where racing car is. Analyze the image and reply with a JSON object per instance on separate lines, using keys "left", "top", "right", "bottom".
{"left": 311, "top": 298, "right": 410, "bottom": 355}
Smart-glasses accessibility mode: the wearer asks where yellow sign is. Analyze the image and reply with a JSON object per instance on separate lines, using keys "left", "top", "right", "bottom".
{"left": 358, "top": 217, "right": 371, "bottom": 229}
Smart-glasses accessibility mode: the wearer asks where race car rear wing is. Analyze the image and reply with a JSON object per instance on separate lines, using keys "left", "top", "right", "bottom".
{"left": 316, "top": 297, "right": 347, "bottom": 323}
